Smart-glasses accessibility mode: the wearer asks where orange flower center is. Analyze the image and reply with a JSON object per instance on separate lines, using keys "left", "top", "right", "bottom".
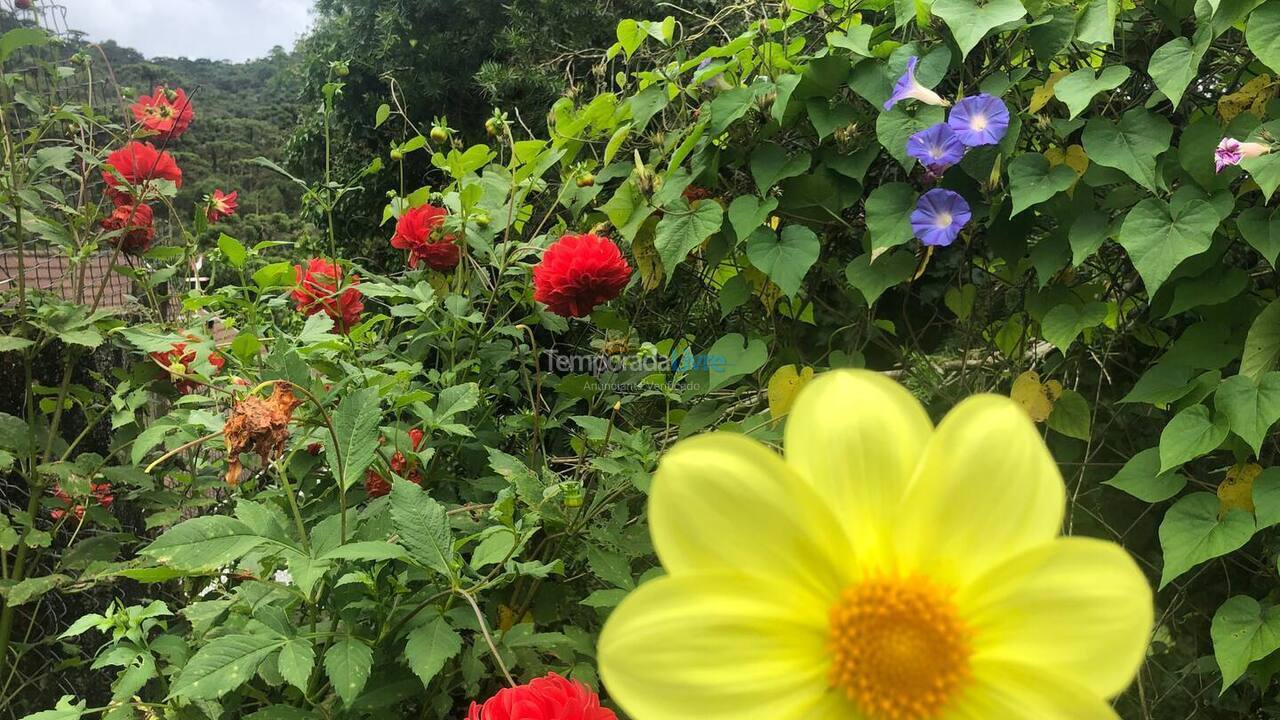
{"left": 827, "top": 575, "right": 972, "bottom": 720}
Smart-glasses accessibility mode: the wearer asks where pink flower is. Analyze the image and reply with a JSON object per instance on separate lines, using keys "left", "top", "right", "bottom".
{"left": 1215, "top": 137, "right": 1271, "bottom": 173}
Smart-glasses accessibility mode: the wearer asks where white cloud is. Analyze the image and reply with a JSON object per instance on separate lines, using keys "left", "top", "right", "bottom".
{"left": 55, "top": 0, "right": 314, "bottom": 62}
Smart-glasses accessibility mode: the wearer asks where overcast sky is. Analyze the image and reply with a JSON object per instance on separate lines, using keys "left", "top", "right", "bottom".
{"left": 56, "top": 0, "right": 314, "bottom": 63}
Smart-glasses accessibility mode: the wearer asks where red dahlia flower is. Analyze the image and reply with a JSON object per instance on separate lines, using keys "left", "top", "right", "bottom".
{"left": 102, "top": 141, "right": 182, "bottom": 204}
{"left": 391, "top": 204, "right": 460, "bottom": 271}
{"left": 532, "top": 233, "right": 631, "bottom": 318}
{"left": 467, "top": 673, "right": 616, "bottom": 720}
{"left": 130, "top": 86, "right": 195, "bottom": 139}
{"left": 150, "top": 336, "right": 225, "bottom": 394}
{"left": 100, "top": 203, "right": 155, "bottom": 254}
{"left": 206, "top": 189, "right": 238, "bottom": 222}
{"left": 364, "top": 468, "right": 391, "bottom": 498}
{"left": 291, "top": 258, "right": 364, "bottom": 333}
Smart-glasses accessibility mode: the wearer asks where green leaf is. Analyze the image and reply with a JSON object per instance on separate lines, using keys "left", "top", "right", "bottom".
{"left": 1046, "top": 388, "right": 1091, "bottom": 440}
{"left": 707, "top": 87, "right": 757, "bottom": 135}
{"left": 389, "top": 479, "right": 456, "bottom": 578}
{"left": 1212, "top": 595, "right": 1280, "bottom": 690}
{"left": 1242, "top": 299, "right": 1280, "bottom": 381}
{"left": 1081, "top": 109, "right": 1172, "bottom": 192}
{"left": 1120, "top": 362, "right": 1196, "bottom": 405}
{"left": 374, "top": 103, "right": 391, "bottom": 128}
{"left": 1040, "top": 301, "right": 1107, "bottom": 350}
{"left": 846, "top": 251, "right": 916, "bottom": 305}
{"left": 1076, "top": 0, "right": 1118, "bottom": 45}
{"left": 1214, "top": 373, "right": 1280, "bottom": 455}
{"left": 654, "top": 202, "right": 724, "bottom": 280}
{"left": 1116, "top": 197, "right": 1218, "bottom": 294}
{"left": 328, "top": 387, "right": 381, "bottom": 491}
{"left": 1007, "top": 153, "right": 1077, "bottom": 215}
{"left": 727, "top": 195, "right": 778, "bottom": 242}
{"left": 435, "top": 383, "right": 479, "bottom": 420}
{"left": 0, "top": 335, "right": 33, "bottom": 352}
{"left": 403, "top": 617, "right": 463, "bottom": 688}
{"left": 1236, "top": 207, "right": 1280, "bottom": 268}
{"left": 324, "top": 637, "right": 373, "bottom": 706}
{"left": 744, "top": 225, "right": 820, "bottom": 297}
{"left": 1247, "top": 0, "right": 1280, "bottom": 73}
{"left": 217, "top": 234, "right": 247, "bottom": 269}
{"left": 1159, "top": 493, "right": 1255, "bottom": 587}
{"left": 1159, "top": 404, "right": 1229, "bottom": 472}
{"left": 864, "top": 183, "right": 917, "bottom": 252}
{"left": 1148, "top": 38, "right": 1203, "bottom": 108}
{"left": 169, "top": 634, "right": 285, "bottom": 700}
{"left": 749, "top": 144, "right": 811, "bottom": 194}
{"left": 141, "top": 517, "right": 264, "bottom": 573}
{"left": 1103, "top": 448, "right": 1187, "bottom": 502}
{"left": 278, "top": 639, "right": 315, "bottom": 692}
{"left": 706, "top": 333, "right": 768, "bottom": 391}
{"left": 876, "top": 104, "right": 946, "bottom": 168}
{"left": 932, "top": 0, "right": 1028, "bottom": 58}
{"left": 0, "top": 27, "right": 48, "bottom": 63}
{"left": 1253, "top": 467, "right": 1280, "bottom": 529}
{"left": 586, "top": 545, "right": 635, "bottom": 590}
{"left": 1053, "top": 65, "right": 1131, "bottom": 119}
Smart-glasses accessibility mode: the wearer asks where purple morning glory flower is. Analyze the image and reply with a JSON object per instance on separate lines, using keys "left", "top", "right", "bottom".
{"left": 910, "top": 189, "right": 971, "bottom": 247}
{"left": 947, "top": 94, "right": 1010, "bottom": 147}
{"left": 883, "top": 56, "right": 951, "bottom": 112}
{"left": 907, "top": 123, "right": 965, "bottom": 174}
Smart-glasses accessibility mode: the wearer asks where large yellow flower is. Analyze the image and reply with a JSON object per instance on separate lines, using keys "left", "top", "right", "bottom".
{"left": 598, "top": 370, "right": 1152, "bottom": 720}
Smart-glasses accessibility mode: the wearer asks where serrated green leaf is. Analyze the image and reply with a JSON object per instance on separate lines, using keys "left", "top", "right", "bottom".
{"left": 403, "top": 616, "right": 462, "bottom": 688}
{"left": 324, "top": 637, "right": 373, "bottom": 706}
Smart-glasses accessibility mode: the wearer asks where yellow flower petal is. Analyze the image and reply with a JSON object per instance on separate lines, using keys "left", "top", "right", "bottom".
{"left": 958, "top": 537, "right": 1153, "bottom": 698}
{"left": 784, "top": 370, "right": 933, "bottom": 563}
{"left": 649, "top": 432, "right": 851, "bottom": 597}
{"left": 893, "top": 394, "right": 1065, "bottom": 586}
{"left": 598, "top": 573, "right": 843, "bottom": 720}
{"left": 948, "top": 660, "right": 1121, "bottom": 720}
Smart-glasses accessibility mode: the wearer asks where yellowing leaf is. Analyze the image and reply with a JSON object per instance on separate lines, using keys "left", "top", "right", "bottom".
{"left": 1010, "top": 370, "right": 1063, "bottom": 423}
{"left": 1219, "top": 75, "right": 1274, "bottom": 123}
{"left": 1218, "top": 462, "right": 1263, "bottom": 516}
{"left": 767, "top": 364, "right": 815, "bottom": 421}
{"left": 1029, "top": 71, "right": 1070, "bottom": 114}
{"left": 631, "top": 231, "right": 663, "bottom": 292}
{"left": 1046, "top": 144, "right": 1090, "bottom": 196}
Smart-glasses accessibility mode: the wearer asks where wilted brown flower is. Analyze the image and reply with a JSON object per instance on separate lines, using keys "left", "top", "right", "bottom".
{"left": 223, "top": 384, "right": 302, "bottom": 485}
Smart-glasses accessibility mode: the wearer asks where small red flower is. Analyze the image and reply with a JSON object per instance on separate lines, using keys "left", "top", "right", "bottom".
{"left": 532, "top": 233, "right": 631, "bottom": 318}
{"left": 307, "top": 442, "right": 323, "bottom": 456}
{"left": 101, "top": 203, "right": 155, "bottom": 254}
{"left": 467, "top": 673, "right": 616, "bottom": 720}
{"left": 291, "top": 258, "right": 365, "bottom": 333}
{"left": 102, "top": 142, "right": 182, "bottom": 204}
{"left": 391, "top": 204, "right": 460, "bottom": 271}
{"left": 364, "top": 468, "right": 391, "bottom": 498}
{"left": 682, "top": 185, "right": 714, "bottom": 202}
{"left": 50, "top": 483, "right": 113, "bottom": 523}
{"left": 130, "top": 86, "right": 195, "bottom": 140}
{"left": 207, "top": 189, "right": 238, "bottom": 222}
{"left": 390, "top": 451, "right": 408, "bottom": 475}
{"left": 409, "top": 428, "right": 424, "bottom": 450}
{"left": 150, "top": 336, "right": 225, "bottom": 394}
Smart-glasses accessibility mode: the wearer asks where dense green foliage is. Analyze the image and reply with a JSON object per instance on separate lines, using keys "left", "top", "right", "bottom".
{"left": 8, "top": 0, "right": 1280, "bottom": 718}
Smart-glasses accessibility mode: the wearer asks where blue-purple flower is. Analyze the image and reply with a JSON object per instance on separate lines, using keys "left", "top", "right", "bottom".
{"left": 910, "top": 189, "right": 971, "bottom": 247}
{"left": 883, "top": 56, "right": 951, "bottom": 112}
{"left": 907, "top": 123, "right": 965, "bottom": 175}
{"left": 947, "top": 94, "right": 1010, "bottom": 147}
